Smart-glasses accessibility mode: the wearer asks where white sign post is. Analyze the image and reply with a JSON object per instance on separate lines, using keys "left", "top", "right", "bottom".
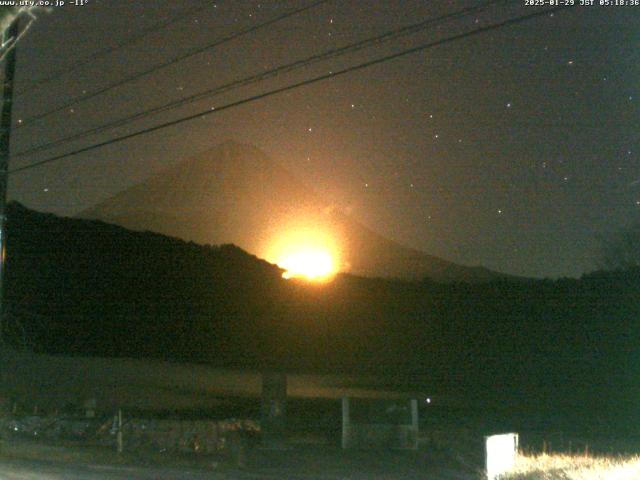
{"left": 485, "top": 432, "right": 518, "bottom": 480}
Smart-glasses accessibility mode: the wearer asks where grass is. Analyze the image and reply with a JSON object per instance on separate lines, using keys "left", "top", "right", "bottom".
{"left": 499, "top": 452, "right": 640, "bottom": 480}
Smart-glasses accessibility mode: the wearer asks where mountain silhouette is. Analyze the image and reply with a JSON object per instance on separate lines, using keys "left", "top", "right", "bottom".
{"left": 80, "top": 141, "right": 511, "bottom": 282}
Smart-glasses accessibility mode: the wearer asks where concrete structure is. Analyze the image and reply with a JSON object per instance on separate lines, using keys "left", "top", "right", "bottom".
{"left": 341, "top": 397, "right": 418, "bottom": 449}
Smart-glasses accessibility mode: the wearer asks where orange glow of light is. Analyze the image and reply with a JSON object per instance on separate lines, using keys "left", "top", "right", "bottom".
{"left": 279, "top": 249, "right": 335, "bottom": 281}
{"left": 264, "top": 225, "right": 341, "bottom": 282}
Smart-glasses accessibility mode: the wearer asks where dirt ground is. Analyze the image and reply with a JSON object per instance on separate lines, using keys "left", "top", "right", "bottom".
{"left": 0, "top": 438, "right": 480, "bottom": 479}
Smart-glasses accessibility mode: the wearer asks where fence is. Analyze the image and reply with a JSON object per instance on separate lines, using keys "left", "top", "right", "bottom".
{"left": 341, "top": 397, "right": 419, "bottom": 449}
{"left": 0, "top": 413, "right": 259, "bottom": 455}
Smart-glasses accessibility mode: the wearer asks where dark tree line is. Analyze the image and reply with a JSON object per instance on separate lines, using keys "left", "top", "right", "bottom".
{"left": 4, "top": 202, "right": 640, "bottom": 433}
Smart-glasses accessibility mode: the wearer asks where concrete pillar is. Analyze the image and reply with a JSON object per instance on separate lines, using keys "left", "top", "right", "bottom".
{"left": 410, "top": 398, "right": 419, "bottom": 450}
{"left": 116, "top": 409, "right": 123, "bottom": 454}
{"left": 341, "top": 396, "right": 350, "bottom": 449}
{"left": 260, "top": 372, "right": 287, "bottom": 449}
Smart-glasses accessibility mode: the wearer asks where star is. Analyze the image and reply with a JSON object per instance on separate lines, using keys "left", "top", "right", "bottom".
{"left": 10, "top": 0, "right": 631, "bottom": 283}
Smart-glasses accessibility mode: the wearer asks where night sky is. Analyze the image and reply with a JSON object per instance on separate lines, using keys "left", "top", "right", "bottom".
{"left": 5, "top": 0, "right": 639, "bottom": 278}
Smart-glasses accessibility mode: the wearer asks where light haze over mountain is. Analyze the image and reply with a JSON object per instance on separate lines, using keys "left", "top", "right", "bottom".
{"left": 80, "top": 141, "right": 511, "bottom": 282}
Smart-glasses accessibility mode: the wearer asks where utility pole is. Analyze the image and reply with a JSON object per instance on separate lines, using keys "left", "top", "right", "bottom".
{"left": 0, "top": 17, "right": 19, "bottom": 345}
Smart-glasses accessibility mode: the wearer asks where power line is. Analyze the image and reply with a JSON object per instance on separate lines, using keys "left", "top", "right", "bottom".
{"left": 9, "top": 6, "right": 570, "bottom": 176}
{"left": 13, "top": 0, "right": 507, "bottom": 159}
{"left": 15, "top": 0, "right": 332, "bottom": 127}
{"left": 16, "top": 1, "right": 214, "bottom": 96}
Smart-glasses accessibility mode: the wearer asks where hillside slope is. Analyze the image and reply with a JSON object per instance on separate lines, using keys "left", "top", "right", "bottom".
{"left": 79, "top": 141, "right": 511, "bottom": 283}
{"left": 5, "top": 203, "right": 640, "bottom": 422}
